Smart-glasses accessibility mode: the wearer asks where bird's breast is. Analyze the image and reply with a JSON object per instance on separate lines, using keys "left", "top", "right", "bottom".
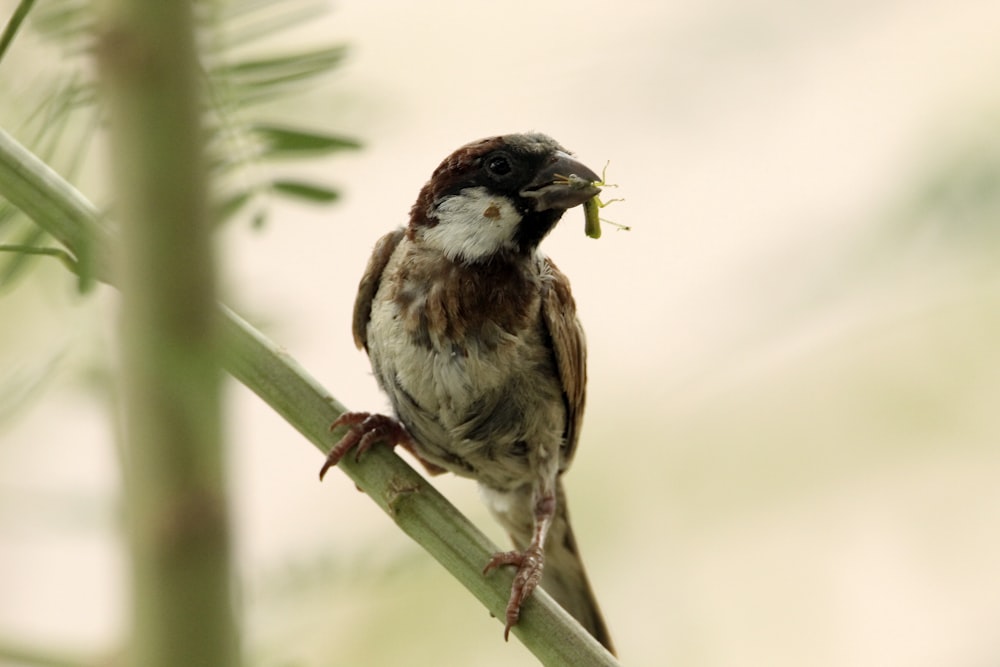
{"left": 365, "top": 244, "right": 565, "bottom": 484}
{"left": 373, "top": 246, "right": 548, "bottom": 406}
{"left": 393, "top": 248, "right": 541, "bottom": 348}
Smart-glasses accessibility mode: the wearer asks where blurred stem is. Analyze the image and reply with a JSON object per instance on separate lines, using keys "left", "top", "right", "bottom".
{"left": 0, "top": 0, "right": 37, "bottom": 63}
{"left": 95, "top": 0, "right": 239, "bottom": 666}
{"left": 0, "top": 637, "right": 103, "bottom": 667}
{"left": 0, "top": 124, "right": 620, "bottom": 666}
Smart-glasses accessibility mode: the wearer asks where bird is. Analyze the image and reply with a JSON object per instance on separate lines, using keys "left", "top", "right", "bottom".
{"left": 320, "top": 132, "right": 614, "bottom": 653}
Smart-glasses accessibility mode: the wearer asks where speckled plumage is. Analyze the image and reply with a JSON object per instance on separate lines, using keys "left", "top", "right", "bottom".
{"left": 365, "top": 232, "right": 570, "bottom": 489}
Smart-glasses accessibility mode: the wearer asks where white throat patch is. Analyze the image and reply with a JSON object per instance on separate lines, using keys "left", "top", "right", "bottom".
{"left": 421, "top": 186, "right": 522, "bottom": 262}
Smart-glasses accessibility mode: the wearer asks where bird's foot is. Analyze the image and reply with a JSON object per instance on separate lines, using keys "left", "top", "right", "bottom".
{"left": 319, "top": 412, "right": 410, "bottom": 480}
{"left": 483, "top": 543, "right": 545, "bottom": 640}
{"left": 319, "top": 412, "right": 445, "bottom": 480}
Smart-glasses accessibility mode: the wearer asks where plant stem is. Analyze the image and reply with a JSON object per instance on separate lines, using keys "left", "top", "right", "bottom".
{"left": 95, "top": 0, "right": 239, "bottom": 664}
{"left": 0, "top": 636, "right": 103, "bottom": 667}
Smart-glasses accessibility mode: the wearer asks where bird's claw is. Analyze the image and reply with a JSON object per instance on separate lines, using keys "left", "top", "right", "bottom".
{"left": 483, "top": 545, "right": 545, "bottom": 640}
{"left": 319, "top": 412, "right": 408, "bottom": 480}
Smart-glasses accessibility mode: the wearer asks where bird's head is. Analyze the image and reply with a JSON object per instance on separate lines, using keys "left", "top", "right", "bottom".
{"left": 409, "top": 133, "right": 601, "bottom": 263}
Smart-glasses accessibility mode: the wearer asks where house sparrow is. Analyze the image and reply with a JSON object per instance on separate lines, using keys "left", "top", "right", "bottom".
{"left": 320, "top": 133, "right": 614, "bottom": 653}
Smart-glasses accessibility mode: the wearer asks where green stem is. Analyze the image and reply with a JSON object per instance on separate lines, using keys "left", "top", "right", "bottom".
{"left": 0, "top": 636, "right": 103, "bottom": 667}
{"left": 95, "top": 0, "right": 237, "bottom": 665}
{"left": 0, "top": 125, "right": 620, "bottom": 667}
{"left": 0, "top": 0, "right": 37, "bottom": 63}
{"left": 0, "top": 244, "right": 79, "bottom": 274}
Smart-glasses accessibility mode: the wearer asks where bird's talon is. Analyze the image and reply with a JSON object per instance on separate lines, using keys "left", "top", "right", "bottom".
{"left": 483, "top": 550, "right": 523, "bottom": 574}
{"left": 484, "top": 546, "right": 545, "bottom": 637}
{"left": 355, "top": 428, "right": 383, "bottom": 461}
{"left": 319, "top": 412, "right": 409, "bottom": 480}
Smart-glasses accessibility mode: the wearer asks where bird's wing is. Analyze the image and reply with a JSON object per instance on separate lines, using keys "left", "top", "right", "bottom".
{"left": 540, "top": 256, "right": 587, "bottom": 467}
{"left": 352, "top": 227, "right": 406, "bottom": 350}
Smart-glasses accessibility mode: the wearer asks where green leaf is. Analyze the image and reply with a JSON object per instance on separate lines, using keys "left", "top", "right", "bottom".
{"left": 219, "top": 0, "right": 327, "bottom": 49}
{"left": 213, "top": 191, "right": 254, "bottom": 224}
{"left": 26, "top": 0, "right": 92, "bottom": 47}
{"left": 271, "top": 179, "right": 340, "bottom": 203}
{"left": 212, "top": 45, "right": 348, "bottom": 93}
{"left": 253, "top": 124, "right": 361, "bottom": 157}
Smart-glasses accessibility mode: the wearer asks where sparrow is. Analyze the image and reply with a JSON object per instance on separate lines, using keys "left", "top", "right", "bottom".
{"left": 320, "top": 132, "right": 614, "bottom": 653}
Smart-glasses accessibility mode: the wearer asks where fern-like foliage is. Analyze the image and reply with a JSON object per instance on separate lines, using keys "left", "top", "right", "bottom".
{"left": 0, "top": 0, "right": 359, "bottom": 290}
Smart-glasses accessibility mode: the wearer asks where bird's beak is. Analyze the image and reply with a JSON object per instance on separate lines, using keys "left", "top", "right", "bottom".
{"left": 519, "top": 151, "right": 601, "bottom": 212}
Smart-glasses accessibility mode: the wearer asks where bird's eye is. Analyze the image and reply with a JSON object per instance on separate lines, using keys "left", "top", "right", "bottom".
{"left": 485, "top": 153, "right": 513, "bottom": 177}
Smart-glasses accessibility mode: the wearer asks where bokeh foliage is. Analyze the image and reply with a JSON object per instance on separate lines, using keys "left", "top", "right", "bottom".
{"left": 0, "top": 0, "right": 359, "bottom": 292}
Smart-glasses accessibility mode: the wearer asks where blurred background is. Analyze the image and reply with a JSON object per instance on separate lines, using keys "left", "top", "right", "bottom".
{"left": 2, "top": 0, "right": 1000, "bottom": 665}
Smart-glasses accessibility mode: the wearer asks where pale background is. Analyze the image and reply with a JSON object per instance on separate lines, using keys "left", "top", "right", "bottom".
{"left": 2, "top": 1, "right": 1000, "bottom": 665}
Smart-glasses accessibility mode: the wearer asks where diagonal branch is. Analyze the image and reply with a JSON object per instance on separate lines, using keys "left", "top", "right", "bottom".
{"left": 0, "top": 126, "right": 619, "bottom": 667}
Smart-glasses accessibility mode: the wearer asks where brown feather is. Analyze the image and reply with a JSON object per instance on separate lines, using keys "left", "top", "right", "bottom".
{"left": 352, "top": 228, "right": 405, "bottom": 350}
{"left": 391, "top": 248, "right": 541, "bottom": 351}
{"left": 408, "top": 136, "right": 509, "bottom": 230}
{"left": 541, "top": 257, "right": 587, "bottom": 467}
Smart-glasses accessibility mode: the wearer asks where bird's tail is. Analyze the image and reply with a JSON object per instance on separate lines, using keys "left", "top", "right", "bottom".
{"left": 541, "top": 480, "right": 615, "bottom": 654}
